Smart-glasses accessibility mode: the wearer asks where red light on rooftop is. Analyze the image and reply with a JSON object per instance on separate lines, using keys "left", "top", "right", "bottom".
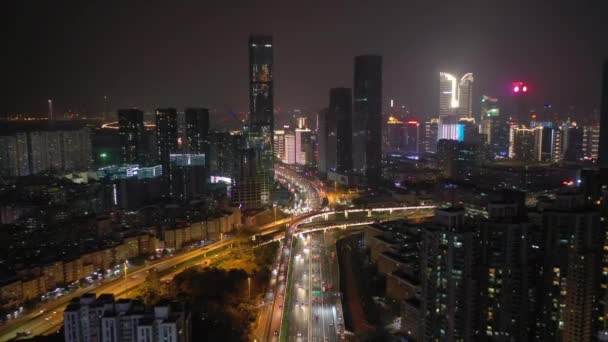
{"left": 531, "top": 114, "right": 537, "bottom": 119}
{"left": 512, "top": 81, "right": 528, "bottom": 95}
{"left": 407, "top": 120, "right": 419, "bottom": 125}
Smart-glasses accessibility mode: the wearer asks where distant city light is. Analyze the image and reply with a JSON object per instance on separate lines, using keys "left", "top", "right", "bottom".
{"left": 522, "top": 86, "right": 528, "bottom": 92}
{"left": 514, "top": 86, "right": 520, "bottom": 93}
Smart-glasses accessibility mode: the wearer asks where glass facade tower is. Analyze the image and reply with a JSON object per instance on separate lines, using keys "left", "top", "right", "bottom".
{"left": 249, "top": 35, "right": 274, "bottom": 205}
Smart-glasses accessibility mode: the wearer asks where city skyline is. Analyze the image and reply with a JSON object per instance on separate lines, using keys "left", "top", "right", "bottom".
{"left": 2, "top": 1, "right": 608, "bottom": 116}
{"left": 2, "top": 3, "right": 608, "bottom": 342}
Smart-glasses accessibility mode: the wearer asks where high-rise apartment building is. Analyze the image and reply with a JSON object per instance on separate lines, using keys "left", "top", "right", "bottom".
{"left": 480, "top": 202, "right": 539, "bottom": 341}
{"left": 538, "top": 194, "right": 602, "bottom": 342}
{"left": 353, "top": 55, "right": 383, "bottom": 182}
{"left": 563, "top": 125, "right": 584, "bottom": 162}
{"left": 509, "top": 126, "right": 543, "bottom": 162}
{"left": 208, "top": 131, "right": 243, "bottom": 180}
{"left": 232, "top": 148, "right": 261, "bottom": 209}
{"left": 118, "top": 109, "right": 144, "bottom": 164}
{"left": 273, "top": 130, "right": 285, "bottom": 160}
{"left": 0, "top": 132, "right": 29, "bottom": 176}
{"left": 155, "top": 108, "right": 178, "bottom": 189}
{"left": 283, "top": 132, "right": 296, "bottom": 164}
{"left": 0, "top": 125, "right": 91, "bottom": 177}
{"left": 582, "top": 125, "right": 600, "bottom": 160}
{"left": 540, "top": 126, "right": 554, "bottom": 162}
{"left": 64, "top": 293, "right": 191, "bottom": 342}
{"left": 184, "top": 108, "right": 209, "bottom": 156}
{"left": 421, "top": 207, "right": 480, "bottom": 341}
{"left": 248, "top": 35, "right": 274, "bottom": 205}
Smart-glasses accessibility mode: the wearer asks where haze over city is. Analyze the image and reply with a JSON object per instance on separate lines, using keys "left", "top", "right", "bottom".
{"left": 3, "top": 1, "right": 608, "bottom": 116}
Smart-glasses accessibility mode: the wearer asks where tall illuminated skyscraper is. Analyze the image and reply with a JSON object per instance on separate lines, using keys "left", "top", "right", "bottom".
{"left": 118, "top": 109, "right": 144, "bottom": 164}
{"left": 439, "top": 72, "right": 459, "bottom": 116}
{"left": 248, "top": 34, "right": 274, "bottom": 205}
{"left": 155, "top": 108, "right": 178, "bottom": 188}
{"left": 353, "top": 55, "right": 383, "bottom": 182}
{"left": 458, "top": 73, "right": 474, "bottom": 118}
{"left": 439, "top": 72, "right": 474, "bottom": 118}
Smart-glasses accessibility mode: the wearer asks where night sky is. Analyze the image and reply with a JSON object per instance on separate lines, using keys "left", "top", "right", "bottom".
{"left": 2, "top": 1, "right": 608, "bottom": 118}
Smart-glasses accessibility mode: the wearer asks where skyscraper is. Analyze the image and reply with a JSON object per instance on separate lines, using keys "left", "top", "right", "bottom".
{"left": 232, "top": 148, "right": 262, "bottom": 209}
{"left": 582, "top": 125, "right": 600, "bottom": 160}
{"left": 248, "top": 35, "right": 274, "bottom": 205}
{"left": 353, "top": 55, "right": 383, "bottom": 182}
{"left": 208, "top": 131, "right": 243, "bottom": 179}
{"left": 480, "top": 201, "right": 539, "bottom": 341}
{"left": 538, "top": 193, "right": 602, "bottom": 342}
{"left": 118, "top": 109, "right": 144, "bottom": 164}
{"left": 439, "top": 73, "right": 459, "bottom": 116}
{"left": 273, "top": 129, "right": 285, "bottom": 160}
{"left": 184, "top": 108, "right": 209, "bottom": 155}
{"left": 295, "top": 128, "right": 312, "bottom": 165}
{"left": 509, "top": 126, "right": 543, "bottom": 162}
{"left": 458, "top": 73, "right": 474, "bottom": 118}
{"left": 155, "top": 108, "right": 178, "bottom": 188}
{"left": 317, "top": 108, "right": 335, "bottom": 175}
{"left": 424, "top": 118, "right": 439, "bottom": 153}
{"left": 330, "top": 87, "right": 353, "bottom": 174}
{"left": 283, "top": 132, "right": 296, "bottom": 164}
{"left": 386, "top": 116, "right": 406, "bottom": 154}
{"left": 563, "top": 125, "right": 584, "bottom": 162}
{"left": 480, "top": 95, "right": 499, "bottom": 143}
{"left": 422, "top": 208, "right": 480, "bottom": 341}
{"left": 439, "top": 72, "right": 474, "bottom": 118}
{"left": 600, "top": 60, "right": 608, "bottom": 176}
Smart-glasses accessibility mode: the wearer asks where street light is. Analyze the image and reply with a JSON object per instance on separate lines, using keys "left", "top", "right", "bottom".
{"left": 248, "top": 277, "right": 251, "bottom": 299}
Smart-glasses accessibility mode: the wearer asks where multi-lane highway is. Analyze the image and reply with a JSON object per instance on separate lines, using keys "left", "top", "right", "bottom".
{"left": 261, "top": 165, "right": 436, "bottom": 341}
{"left": 0, "top": 237, "right": 238, "bottom": 341}
{"left": 286, "top": 231, "right": 346, "bottom": 342}
{"left": 259, "top": 165, "right": 325, "bottom": 341}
